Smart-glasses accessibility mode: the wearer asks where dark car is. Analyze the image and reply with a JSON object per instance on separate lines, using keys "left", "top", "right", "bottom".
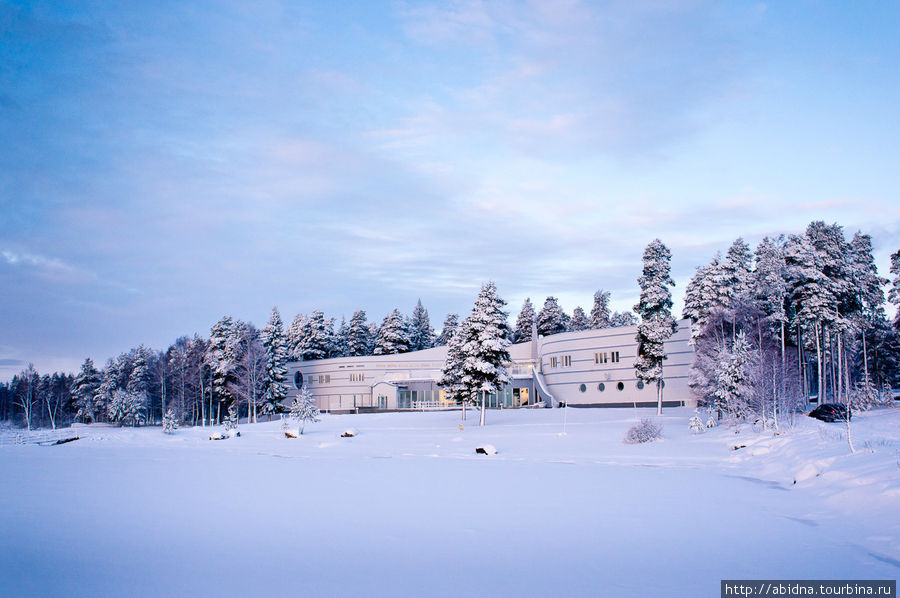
{"left": 808, "top": 403, "right": 851, "bottom": 422}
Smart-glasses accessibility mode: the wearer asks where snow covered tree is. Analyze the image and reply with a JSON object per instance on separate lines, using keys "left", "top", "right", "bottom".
{"left": 435, "top": 313, "right": 459, "bottom": 346}
{"left": 373, "top": 309, "right": 412, "bottom": 355}
{"left": 752, "top": 236, "right": 789, "bottom": 354}
{"left": 347, "top": 310, "right": 373, "bottom": 356}
{"left": 409, "top": 299, "right": 435, "bottom": 351}
{"left": 296, "top": 310, "right": 332, "bottom": 361}
{"left": 72, "top": 358, "right": 102, "bottom": 423}
{"left": 633, "top": 239, "right": 678, "bottom": 415}
{"left": 223, "top": 405, "right": 239, "bottom": 436}
{"left": 332, "top": 316, "right": 349, "bottom": 358}
{"left": 569, "top": 306, "right": 589, "bottom": 331}
{"left": 610, "top": 311, "right": 638, "bottom": 327}
{"left": 848, "top": 233, "right": 888, "bottom": 396}
{"left": 590, "top": 290, "right": 611, "bottom": 329}
{"left": 722, "top": 237, "right": 753, "bottom": 301}
{"left": 513, "top": 299, "right": 536, "bottom": 343}
{"left": 888, "top": 249, "right": 900, "bottom": 332}
{"left": 259, "top": 307, "right": 288, "bottom": 420}
{"left": 537, "top": 296, "right": 566, "bottom": 336}
{"left": 290, "top": 385, "right": 320, "bottom": 434}
{"left": 713, "top": 331, "right": 756, "bottom": 421}
{"left": 285, "top": 313, "right": 308, "bottom": 361}
{"left": 459, "top": 281, "right": 511, "bottom": 426}
{"left": 162, "top": 408, "right": 178, "bottom": 434}
{"left": 438, "top": 316, "right": 470, "bottom": 413}
{"left": 206, "top": 316, "right": 235, "bottom": 417}
{"left": 108, "top": 389, "right": 146, "bottom": 427}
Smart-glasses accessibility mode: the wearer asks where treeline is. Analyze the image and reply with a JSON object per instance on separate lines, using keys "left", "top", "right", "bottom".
{"left": 685, "top": 221, "right": 900, "bottom": 426}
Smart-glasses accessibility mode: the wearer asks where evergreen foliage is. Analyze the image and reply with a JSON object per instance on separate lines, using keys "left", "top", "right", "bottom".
{"left": 435, "top": 313, "right": 459, "bottom": 346}
{"left": 569, "top": 306, "right": 589, "bottom": 331}
{"left": 290, "top": 385, "right": 320, "bottom": 434}
{"left": 260, "top": 307, "right": 288, "bottom": 418}
{"left": 513, "top": 299, "right": 536, "bottom": 343}
{"left": 162, "top": 408, "right": 178, "bottom": 434}
{"left": 374, "top": 309, "right": 412, "bottom": 355}
{"left": 634, "top": 239, "right": 677, "bottom": 414}
{"left": 590, "top": 290, "right": 611, "bottom": 329}
{"left": 72, "top": 358, "right": 102, "bottom": 423}
{"left": 537, "top": 296, "right": 566, "bottom": 336}
{"left": 347, "top": 310, "right": 373, "bottom": 356}
{"left": 409, "top": 300, "right": 435, "bottom": 351}
{"left": 459, "top": 282, "right": 511, "bottom": 425}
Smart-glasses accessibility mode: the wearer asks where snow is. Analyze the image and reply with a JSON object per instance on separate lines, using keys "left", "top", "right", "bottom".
{"left": 1, "top": 406, "right": 898, "bottom": 597}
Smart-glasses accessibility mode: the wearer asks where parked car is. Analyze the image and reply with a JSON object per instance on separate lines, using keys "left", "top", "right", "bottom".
{"left": 808, "top": 403, "right": 851, "bottom": 422}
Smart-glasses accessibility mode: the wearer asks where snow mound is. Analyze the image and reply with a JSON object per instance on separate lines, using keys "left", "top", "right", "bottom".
{"left": 341, "top": 428, "right": 359, "bottom": 438}
{"left": 475, "top": 444, "right": 497, "bottom": 455}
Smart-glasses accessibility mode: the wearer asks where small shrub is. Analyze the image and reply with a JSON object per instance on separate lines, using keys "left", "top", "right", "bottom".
{"left": 623, "top": 418, "right": 663, "bottom": 444}
{"left": 689, "top": 412, "right": 704, "bottom": 434}
{"left": 162, "top": 409, "right": 178, "bottom": 435}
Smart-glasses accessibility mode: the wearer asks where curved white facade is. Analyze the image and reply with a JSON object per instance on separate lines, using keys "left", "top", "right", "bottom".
{"left": 285, "top": 320, "right": 695, "bottom": 412}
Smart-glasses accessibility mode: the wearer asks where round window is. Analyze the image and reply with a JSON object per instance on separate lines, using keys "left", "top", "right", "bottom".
{"left": 598, "top": 383, "right": 605, "bottom": 392}
{"left": 293, "top": 371, "right": 304, "bottom": 389}
{"left": 636, "top": 381, "right": 644, "bottom": 390}
{"left": 616, "top": 381, "right": 624, "bottom": 391}
{"left": 579, "top": 383, "right": 586, "bottom": 393}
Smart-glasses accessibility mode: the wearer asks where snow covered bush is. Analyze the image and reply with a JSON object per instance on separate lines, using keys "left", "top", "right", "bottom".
{"left": 849, "top": 380, "right": 892, "bottom": 412}
{"left": 290, "top": 385, "right": 320, "bottom": 434}
{"left": 107, "top": 389, "right": 146, "bottom": 427}
{"left": 623, "top": 419, "right": 663, "bottom": 444}
{"left": 689, "top": 412, "right": 704, "bottom": 434}
{"left": 223, "top": 406, "right": 239, "bottom": 437}
{"left": 162, "top": 409, "right": 178, "bottom": 434}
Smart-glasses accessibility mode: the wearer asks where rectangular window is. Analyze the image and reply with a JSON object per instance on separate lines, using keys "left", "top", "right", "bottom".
{"left": 611, "top": 351, "right": 620, "bottom": 363}
{"left": 349, "top": 373, "right": 364, "bottom": 382}
{"left": 550, "top": 357, "right": 558, "bottom": 368}
{"left": 562, "top": 355, "right": 572, "bottom": 367}
{"left": 594, "top": 352, "right": 608, "bottom": 364}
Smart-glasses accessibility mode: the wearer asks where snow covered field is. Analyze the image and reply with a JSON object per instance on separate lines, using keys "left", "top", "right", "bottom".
{"left": 2, "top": 407, "right": 898, "bottom": 598}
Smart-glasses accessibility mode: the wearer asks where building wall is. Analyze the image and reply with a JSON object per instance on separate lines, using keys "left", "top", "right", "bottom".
{"left": 285, "top": 320, "right": 695, "bottom": 412}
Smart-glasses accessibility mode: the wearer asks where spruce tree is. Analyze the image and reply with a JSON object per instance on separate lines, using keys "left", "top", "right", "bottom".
{"left": 285, "top": 313, "right": 308, "bottom": 361}
{"left": 513, "top": 299, "right": 536, "bottom": 343}
{"left": 459, "top": 281, "right": 511, "bottom": 426}
{"left": 72, "top": 358, "right": 101, "bottom": 423}
{"left": 590, "top": 290, "right": 611, "bottom": 329}
{"left": 888, "top": 249, "right": 900, "bottom": 332}
{"left": 610, "top": 311, "right": 638, "bottom": 327}
{"left": 290, "top": 385, "right": 320, "bottom": 434}
{"left": 435, "top": 313, "right": 459, "bottom": 346}
{"left": 537, "top": 296, "right": 566, "bottom": 336}
{"left": 409, "top": 299, "right": 435, "bottom": 351}
{"left": 260, "top": 306, "right": 288, "bottom": 420}
{"left": 438, "top": 317, "right": 470, "bottom": 412}
{"left": 633, "top": 239, "right": 678, "bottom": 415}
{"left": 298, "top": 311, "right": 331, "bottom": 361}
{"left": 347, "top": 310, "right": 373, "bottom": 356}
{"left": 333, "top": 316, "right": 349, "bottom": 358}
{"left": 373, "top": 309, "right": 412, "bottom": 355}
{"left": 569, "top": 306, "right": 589, "bottom": 331}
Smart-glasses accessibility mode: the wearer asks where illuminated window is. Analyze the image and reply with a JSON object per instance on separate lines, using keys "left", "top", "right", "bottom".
{"left": 349, "top": 373, "right": 364, "bottom": 382}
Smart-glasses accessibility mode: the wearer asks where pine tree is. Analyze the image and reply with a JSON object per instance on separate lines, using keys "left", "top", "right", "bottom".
{"left": 537, "top": 296, "right": 566, "bottom": 336}
{"left": 590, "top": 290, "right": 611, "bottom": 329}
{"left": 569, "top": 306, "right": 589, "bottom": 331}
{"left": 373, "top": 309, "right": 412, "bottom": 355}
{"left": 610, "top": 311, "right": 638, "bottom": 327}
{"left": 438, "top": 317, "right": 470, "bottom": 411}
{"left": 513, "top": 299, "right": 536, "bottom": 343}
{"left": 333, "top": 316, "right": 349, "bottom": 358}
{"left": 206, "top": 316, "right": 235, "bottom": 413}
{"left": 108, "top": 389, "right": 146, "bottom": 427}
{"left": 713, "top": 331, "right": 756, "bottom": 421}
{"left": 753, "top": 236, "right": 789, "bottom": 346}
{"left": 722, "top": 237, "right": 753, "bottom": 300}
{"left": 285, "top": 313, "right": 308, "bottom": 361}
{"left": 409, "top": 300, "right": 435, "bottom": 351}
{"left": 290, "top": 385, "right": 320, "bottom": 434}
{"left": 259, "top": 306, "right": 288, "bottom": 420}
{"left": 162, "top": 408, "right": 178, "bottom": 434}
{"left": 347, "top": 310, "right": 373, "bottom": 356}
{"left": 435, "top": 313, "right": 459, "bottom": 346}
{"left": 72, "top": 358, "right": 101, "bottom": 423}
{"left": 888, "top": 249, "right": 900, "bottom": 332}
{"left": 634, "top": 239, "right": 678, "bottom": 415}
{"left": 459, "top": 281, "right": 511, "bottom": 426}
{"left": 298, "top": 311, "right": 332, "bottom": 361}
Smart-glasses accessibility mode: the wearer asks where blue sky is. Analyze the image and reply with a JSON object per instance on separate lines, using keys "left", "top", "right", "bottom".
{"left": 1, "top": 0, "right": 898, "bottom": 377}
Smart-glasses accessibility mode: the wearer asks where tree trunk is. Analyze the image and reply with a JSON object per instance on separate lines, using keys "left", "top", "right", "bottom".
{"left": 815, "top": 322, "right": 822, "bottom": 405}
{"left": 479, "top": 392, "right": 485, "bottom": 427}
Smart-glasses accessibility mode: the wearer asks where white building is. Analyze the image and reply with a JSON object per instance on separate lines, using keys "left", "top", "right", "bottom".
{"left": 285, "top": 320, "right": 695, "bottom": 413}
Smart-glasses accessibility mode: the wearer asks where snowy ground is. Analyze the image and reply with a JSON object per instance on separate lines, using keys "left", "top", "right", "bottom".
{"left": 1, "top": 406, "right": 898, "bottom": 597}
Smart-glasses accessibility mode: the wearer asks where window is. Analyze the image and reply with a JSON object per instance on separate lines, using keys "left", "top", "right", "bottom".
{"left": 616, "top": 381, "right": 624, "bottom": 391}
{"left": 636, "top": 381, "right": 644, "bottom": 390}
{"left": 594, "top": 352, "right": 608, "bottom": 364}
{"left": 597, "top": 383, "right": 605, "bottom": 392}
{"left": 293, "top": 371, "right": 303, "bottom": 389}
{"left": 550, "top": 357, "right": 558, "bottom": 368}
{"left": 317, "top": 374, "right": 331, "bottom": 384}
{"left": 349, "top": 373, "right": 364, "bottom": 382}
{"left": 611, "top": 351, "right": 620, "bottom": 363}
{"left": 562, "top": 355, "right": 572, "bottom": 367}
{"left": 579, "top": 383, "right": 586, "bottom": 393}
